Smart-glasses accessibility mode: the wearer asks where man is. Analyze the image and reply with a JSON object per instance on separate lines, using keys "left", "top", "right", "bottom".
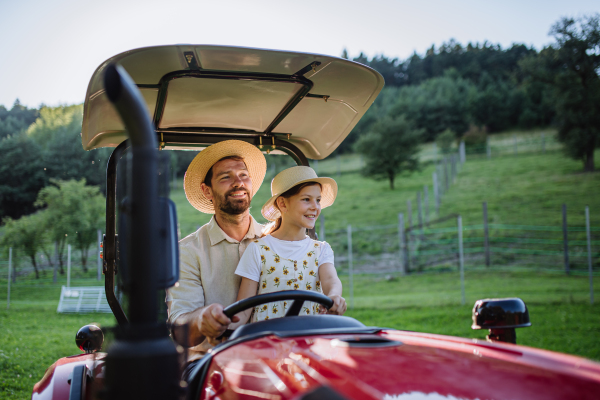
{"left": 166, "top": 139, "right": 267, "bottom": 363}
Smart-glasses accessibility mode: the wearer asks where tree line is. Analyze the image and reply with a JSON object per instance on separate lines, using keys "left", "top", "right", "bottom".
{"left": 346, "top": 15, "right": 599, "bottom": 189}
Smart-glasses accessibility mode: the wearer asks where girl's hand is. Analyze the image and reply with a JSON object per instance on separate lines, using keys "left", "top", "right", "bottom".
{"left": 321, "top": 294, "right": 346, "bottom": 315}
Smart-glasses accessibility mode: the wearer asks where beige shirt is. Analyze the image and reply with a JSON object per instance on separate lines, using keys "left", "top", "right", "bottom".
{"left": 166, "top": 215, "right": 264, "bottom": 361}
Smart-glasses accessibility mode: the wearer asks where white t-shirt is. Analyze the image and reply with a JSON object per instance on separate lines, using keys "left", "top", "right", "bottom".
{"left": 235, "top": 235, "right": 334, "bottom": 282}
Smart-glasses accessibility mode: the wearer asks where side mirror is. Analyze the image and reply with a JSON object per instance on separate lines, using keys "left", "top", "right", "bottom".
{"left": 471, "top": 298, "right": 531, "bottom": 344}
{"left": 118, "top": 197, "right": 179, "bottom": 289}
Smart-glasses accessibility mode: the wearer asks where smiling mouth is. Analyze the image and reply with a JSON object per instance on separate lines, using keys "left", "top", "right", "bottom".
{"left": 304, "top": 214, "right": 316, "bottom": 219}
{"left": 227, "top": 190, "right": 248, "bottom": 199}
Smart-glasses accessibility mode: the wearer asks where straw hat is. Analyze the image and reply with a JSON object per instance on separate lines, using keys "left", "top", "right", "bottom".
{"left": 262, "top": 166, "right": 338, "bottom": 221}
{"left": 184, "top": 140, "right": 267, "bottom": 214}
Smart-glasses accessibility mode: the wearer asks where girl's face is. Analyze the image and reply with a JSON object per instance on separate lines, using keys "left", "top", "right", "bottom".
{"left": 278, "top": 184, "right": 322, "bottom": 230}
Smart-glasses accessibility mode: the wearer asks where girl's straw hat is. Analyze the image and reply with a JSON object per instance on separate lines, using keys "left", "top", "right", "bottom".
{"left": 262, "top": 166, "right": 337, "bottom": 221}
{"left": 184, "top": 140, "right": 267, "bottom": 214}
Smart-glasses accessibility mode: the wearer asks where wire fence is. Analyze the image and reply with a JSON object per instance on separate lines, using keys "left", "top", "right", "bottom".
{"left": 324, "top": 216, "right": 599, "bottom": 275}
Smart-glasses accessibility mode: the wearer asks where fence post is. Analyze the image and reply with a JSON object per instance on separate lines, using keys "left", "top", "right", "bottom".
{"left": 417, "top": 192, "right": 423, "bottom": 227}
{"left": 586, "top": 206, "right": 594, "bottom": 304}
{"left": 407, "top": 199, "right": 412, "bottom": 229}
{"left": 433, "top": 172, "right": 440, "bottom": 215}
{"left": 513, "top": 134, "right": 517, "bottom": 155}
{"left": 487, "top": 138, "right": 491, "bottom": 160}
{"left": 562, "top": 204, "right": 569, "bottom": 275}
{"left": 7, "top": 247, "right": 12, "bottom": 310}
{"left": 483, "top": 202, "right": 490, "bottom": 267}
{"left": 97, "top": 229, "right": 102, "bottom": 281}
{"left": 424, "top": 186, "right": 429, "bottom": 223}
{"left": 541, "top": 132, "right": 546, "bottom": 153}
{"left": 458, "top": 215, "right": 466, "bottom": 305}
{"left": 459, "top": 141, "right": 465, "bottom": 164}
{"left": 67, "top": 244, "right": 71, "bottom": 288}
{"left": 319, "top": 213, "right": 325, "bottom": 241}
{"left": 53, "top": 242, "right": 58, "bottom": 284}
{"left": 347, "top": 225, "right": 354, "bottom": 310}
{"left": 444, "top": 157, "right": 450, "bottom": 191}
{"left": 398, "top": 213, "right": 405, "bottom": 276}
{"left": 313, "top": 159, "right": 319, "bottom": 175}
{"left": 337, "top": 154, "right": 341, "bottom": 177}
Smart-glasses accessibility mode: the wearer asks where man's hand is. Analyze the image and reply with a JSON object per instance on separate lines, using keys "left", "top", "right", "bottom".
{"left": 199, "top": 304, "right": 239, "bottom": 345}
{"left": 319, "top": 295, "right": 346, "bottom": 315}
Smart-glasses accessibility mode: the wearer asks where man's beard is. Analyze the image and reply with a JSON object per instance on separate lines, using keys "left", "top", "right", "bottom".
{"left": 216, "top": 188, "right": 251, "bottom": 215}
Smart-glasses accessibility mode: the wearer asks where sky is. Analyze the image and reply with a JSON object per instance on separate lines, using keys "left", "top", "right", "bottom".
{"left": 1, "top": 0, "right": 598, "bottom": 109}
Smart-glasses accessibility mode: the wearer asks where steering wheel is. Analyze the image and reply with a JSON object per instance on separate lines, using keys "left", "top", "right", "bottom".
{"left": 223, "top": 290, "right": 333, "bottom": 319}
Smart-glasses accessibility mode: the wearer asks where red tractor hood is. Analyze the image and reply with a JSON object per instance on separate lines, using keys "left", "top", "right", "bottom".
{"left": 203, "top": 330, "right": 600, "bottom": 400}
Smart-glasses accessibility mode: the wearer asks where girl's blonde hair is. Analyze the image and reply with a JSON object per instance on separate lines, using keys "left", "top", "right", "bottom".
{"left": 262, "top": 182, "right": 322, "bottom": 237}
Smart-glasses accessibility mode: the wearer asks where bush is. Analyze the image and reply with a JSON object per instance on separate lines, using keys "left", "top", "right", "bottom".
{"left": 436, "top": 129, "right": 455, "bottom": 154}
{"left": 462, "top": 125, "right": 488, "bottom": 154}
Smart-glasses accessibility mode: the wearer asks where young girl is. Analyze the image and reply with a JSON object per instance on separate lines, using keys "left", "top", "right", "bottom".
{"left": 234, "top": 166, "right": 346, "bottom": 323}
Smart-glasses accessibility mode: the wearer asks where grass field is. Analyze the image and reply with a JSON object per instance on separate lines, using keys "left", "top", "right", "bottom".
{"left": 1, "top": 270, "right": 598, "bottom": 399}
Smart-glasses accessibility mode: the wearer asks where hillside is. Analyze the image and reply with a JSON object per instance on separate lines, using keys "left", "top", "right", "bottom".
{"left": 173, "top": 134, "right": 600, "bottom": 238}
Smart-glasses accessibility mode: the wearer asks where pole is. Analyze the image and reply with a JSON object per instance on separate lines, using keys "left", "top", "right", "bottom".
{"left": 67, "top": 244, "right": 71, "bottom": 288}
{"left": 460, "top": 141, "right": 466, "bottom": 164}
{"left": 483, "top": 202, "right": 490, "bottom": 267}
{"left": 433, "top": 172, "right": 440, "bottom": 215}
{"left": 337, "top": 154, "right": 341, "bottom": 177}
{"left": 586, "top": 206, "right": 594, "bottom": 304}
{"left": 424, "top": 186, "right": 429, "bottom": 223}
{"left": 562, "top": 204, "right": 569, "bottom": 275}
{"left": 7, "top": 247, "right": 12, "bottom": 310}
{"left": 487, "top": 138, "right": 491, "bottom": 160}
{"left": 53, "top": 242, "right": 58, "bottom": 284}
{"left": 444, "top": 157, "right": 449, "bottom": 191}
{"left": 407, "top": 199, "right": 412, "bottom": 229}
{"left": 398, "top": 213, "right": 405, "bottom": 275}
{"left": 319, "top": 213, "right": 325, "bottom": 241}
{"left": 347, "top": 225, "right": 353, "bottom": 309}
{"left": 541, "top": 132, "right": 546, "bottom": 153}
{"left": 417, "top": 192, "right": 423, "bottom": 228}
{"left": 97, "top": 229, "right": 102, "bottom": 280}
{"left": 313, "top": 159, "right": 318, "bottom": 175}
{"left": 458, "top": 215, "right": 465, "bottom": 305}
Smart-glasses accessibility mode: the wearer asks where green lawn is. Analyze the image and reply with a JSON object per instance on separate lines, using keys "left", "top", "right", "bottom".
{"left": 1, "top": 269, "right": 598, "bottom": 400}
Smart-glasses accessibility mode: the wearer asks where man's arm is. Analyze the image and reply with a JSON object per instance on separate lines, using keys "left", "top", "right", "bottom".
{"left": 172, "top": 304, "right": 238, "bottom": 347}
{"left": 168, "top": 242, "right": 237, "bottom": 347}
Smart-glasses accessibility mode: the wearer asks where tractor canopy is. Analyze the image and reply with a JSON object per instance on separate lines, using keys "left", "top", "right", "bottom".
{"left": 82, "top": 45, "right": 384, "bottom": 159}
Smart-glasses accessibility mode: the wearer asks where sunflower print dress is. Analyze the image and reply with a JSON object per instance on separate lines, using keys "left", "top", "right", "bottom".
{"left": 250, "top": 237, "right": 324, "bottom": 322}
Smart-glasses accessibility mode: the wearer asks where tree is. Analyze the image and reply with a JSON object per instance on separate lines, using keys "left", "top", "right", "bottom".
{"left": 35, "top": 179, "right": 105, "bottom": 273}
{"left": 354, "top": 115, "right": 423, "bottom": 189}
{"left": 520, "top": 15, "right": 600, "bottom": 171}
{"left": 436, "top": 129, "right": 456, "bottom": 154}
{"left": 0, "top": 133, "right": 48, "bottom": 219}
{"left": 27, "top": 104, "right": 111, "bottom": 191}
{"left": 1, "top": 213, "right": 47, "bottom": 279}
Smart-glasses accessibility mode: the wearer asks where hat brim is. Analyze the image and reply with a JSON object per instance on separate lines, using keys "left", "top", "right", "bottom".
{"left": 261, "top": 177, "right": 338, "bottom": 221}
{"left": 184, "top": 140, "right": 267, "bottom": 214}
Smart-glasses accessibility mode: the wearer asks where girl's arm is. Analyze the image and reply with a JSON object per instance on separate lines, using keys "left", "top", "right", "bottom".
{"left": 228, "top": 277, "right": 259, "bottom": 328}
{"left": 318, "top": 263, "right": 347, "bottom": 315}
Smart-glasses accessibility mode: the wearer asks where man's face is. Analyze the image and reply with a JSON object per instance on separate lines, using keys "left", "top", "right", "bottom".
{"left": 202, "top": 158, "right": 253, "bottom": 215}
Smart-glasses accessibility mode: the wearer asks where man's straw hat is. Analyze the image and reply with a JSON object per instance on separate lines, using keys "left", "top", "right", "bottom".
{"left": 184, "top": 140, "right": 267, "bottom": 214}
{"left": 262, "top": 166, "right": 337, "bottom": 221}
